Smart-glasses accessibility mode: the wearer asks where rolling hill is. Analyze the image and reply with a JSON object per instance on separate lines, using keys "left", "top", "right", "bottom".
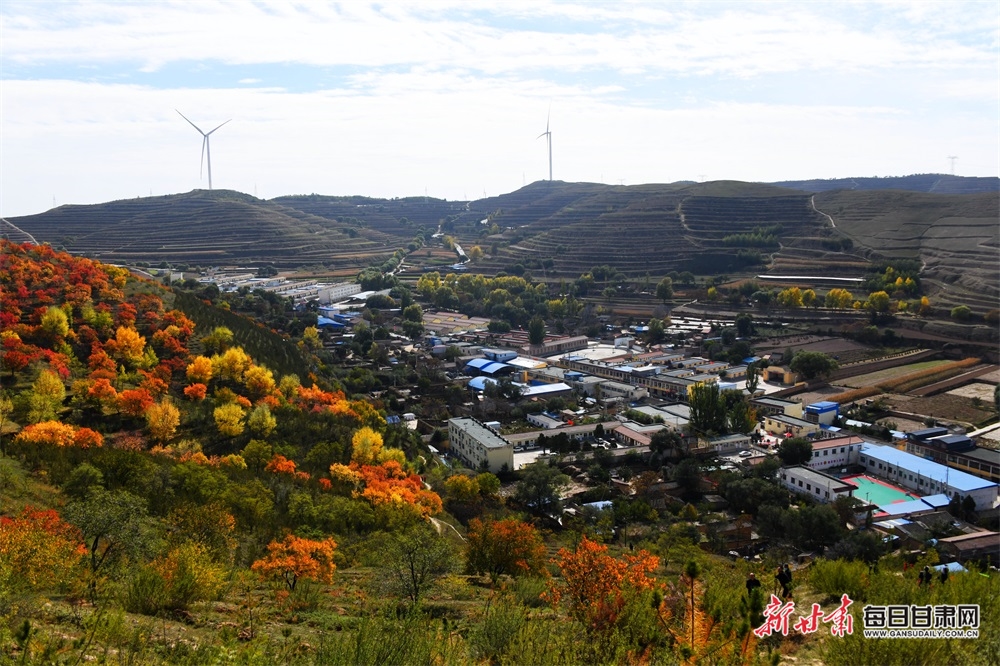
{"left": 4, "top": 177, "right": 997, "bottom": 310}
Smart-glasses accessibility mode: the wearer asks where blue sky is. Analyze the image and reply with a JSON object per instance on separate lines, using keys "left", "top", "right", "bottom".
{"left": 1, "top": 1, "right": 997, "bottom": 217}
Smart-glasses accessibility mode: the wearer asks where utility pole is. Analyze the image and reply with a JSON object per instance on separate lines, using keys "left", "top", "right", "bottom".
{"left": 947, "top": 156, "right": 958, "bottom": 175}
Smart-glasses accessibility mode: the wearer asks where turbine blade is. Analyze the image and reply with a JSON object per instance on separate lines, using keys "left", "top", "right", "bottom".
{"left": 537, "top": 132, "right": 547, "bottom": 140}
{"left": 206, "top": 119, "right": 232, "bottom": 135}
{"left": 176, "top": 109, "right": 206, "bottom": 136}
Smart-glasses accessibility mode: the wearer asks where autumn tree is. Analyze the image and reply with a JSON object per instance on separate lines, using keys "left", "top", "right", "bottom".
{"left": 118, "top": 388, "right": 154, "bottom": 418}
{"left": 25, "top": 369, "right": 66, "bottom": 423}
{"left": 186, "top": 355, "right": 214, "bottom": 384}
{"left": 200, "top": 326, "right": 234, "bottom": 355}
{"left": 145, "top": 399, "right": 181, "bottom": 443}
{"left": 214, "top": 402, "right": 246, "bottom": 437}
{"left": 825, "top": 288, "right": 854, "bottom": 309}
{"left": 212, "top": 346, "right": 252, "bottom": 383}
{"left": 866, "top": 290, "right": 891, "bottom": 314}
{"left": 350, "top": 426, "right": 384, "bottom": 465}
{"left": 466, "top": 518, "right": 547, "bottom": 585}
{"left": 112, "top": 326, "right": 147, "bottom": 368}
{"left": 243, "top": 364, "right": 276, "bottom": 400}
{"left": 251, "top": 534, "right": 337, "bottom": 591}
{"left": 0, "top": 507, "right": 85, "bottom": 599}
{"left": 247, "top": 403, "right": 277, "bottom": 438}
{"left": 547, "top": 536, "right": 660, "bottom": 635}
{"left": 40, "top": 306, "right": 70, "bottom": 340}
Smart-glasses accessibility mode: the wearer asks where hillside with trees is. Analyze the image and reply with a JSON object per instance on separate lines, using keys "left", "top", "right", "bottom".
{"left": 2, "top": 241, "right": 997, "bottom": 664}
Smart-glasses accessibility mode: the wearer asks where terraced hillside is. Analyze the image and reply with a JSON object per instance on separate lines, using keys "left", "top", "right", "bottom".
{"left": 813, "top": 190, "right": 999, "bottom": 313}
{"left": 460, "top": 180, "right": 860, "bottom": 281}
{"left": 6, "top": 181, "right": 995, "bottom": 313}
{"left": 4, "top": 190, "right": 413, "bottom": 269}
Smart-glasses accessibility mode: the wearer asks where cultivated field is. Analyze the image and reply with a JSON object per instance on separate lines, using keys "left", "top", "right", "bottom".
{"left": 839, "top": 360, "right": 953, "bottom": 389}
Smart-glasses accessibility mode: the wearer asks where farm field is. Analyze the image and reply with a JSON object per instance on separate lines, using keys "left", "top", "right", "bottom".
{"left": 947, "top": 382, "right": 997, "bottom": 401}
{"left": 886, "top": 393, "right": 998, "bottom": 426}
{"left": 840, "top": 360, "right": 953, "bottom": 389}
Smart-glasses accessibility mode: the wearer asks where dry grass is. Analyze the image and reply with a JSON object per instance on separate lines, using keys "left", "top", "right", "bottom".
{"left": 828, "top": 358, "right": 981, "bottom": 404}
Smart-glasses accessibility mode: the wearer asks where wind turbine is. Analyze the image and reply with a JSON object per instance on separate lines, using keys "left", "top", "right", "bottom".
{"left": 537, "top": 111, "right": 552, "bottom": 181}
{"left": 176, "top": 110, "right": 231, "bottom": 189}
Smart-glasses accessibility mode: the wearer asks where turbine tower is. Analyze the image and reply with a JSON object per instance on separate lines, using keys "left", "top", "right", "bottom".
{"left": 176, "top": 110, "right": 231, "bottom": 189}
{"left": 537, "top": 112, "right": 552, "bottom": 181}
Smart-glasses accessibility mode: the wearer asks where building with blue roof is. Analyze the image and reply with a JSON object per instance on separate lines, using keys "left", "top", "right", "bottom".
{"left": 464, "top": 358, "right": 514, "bottom": 377}
{"left": 859, "top": 443, "right": 999, "bottom": 510}
{"left": 805, "top": 401, "right": 839, "bottom": 425}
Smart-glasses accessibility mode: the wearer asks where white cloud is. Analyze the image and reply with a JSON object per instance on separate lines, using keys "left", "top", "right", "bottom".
{"left": 0, "top": 1, "right": 996, "bottom": 216}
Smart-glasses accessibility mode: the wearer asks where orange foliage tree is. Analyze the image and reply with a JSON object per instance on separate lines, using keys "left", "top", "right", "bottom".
{"left": 547, "top": 536, "right": 661, "bottom": 635}
{"left": 251, "top": 534, "right": 337, "bottom": 591}
{"left": 118, "top": 388, "right": 154, "bottom": 418}
{"left": 0, "top": 507, "right": 86, "bottom": 593}
{"left": 15, "top": 420, "right": 103, "bottom": 448}
{"left": 466, "top": 518, "right": 548, "bottom": 585}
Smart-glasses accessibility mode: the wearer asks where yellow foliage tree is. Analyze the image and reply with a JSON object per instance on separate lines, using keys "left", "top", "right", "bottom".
{"left": 350, "top": 426, "right": 384, "bottom": 466}
{"left": 243, "top": 364, "right": 276, "bottom": 400}
{"left": 247, "top": 404, "right": 277, "bottom": 438}
{"left": 40, "top": 306, "right": 70, "bottom": 339}
{"left": 211, "top": 347, "right": 252, "bottom": 383}
{"left": 114, "top": 326, "right": 147, "bottom": 367}
{"left": 186, "top": 355, "right": 214, "bottom": 384}
{"left": 214, "top": 402, "right": 246, "bottom": 437}
{"left": 27, "top": 369, "right": 66, "bottom": 423}
{"left": 146, "top": 399, "right": 181, "bottom": 443}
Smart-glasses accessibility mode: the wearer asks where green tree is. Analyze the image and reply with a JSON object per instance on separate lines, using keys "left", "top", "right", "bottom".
{"left": 777, "top": 437, "right": 813, "bottom": 466}
{"left": 200, "top": 326, "right": 234, "bottom": 355}
{"left": 64, "top": 489, "right": 157, "bottom": 577}
{"left": 528, "top": 316, "right": 546, "bottom": 345}
{"left": 745, "top": 362, "right": 761, "bottom": 394}
{"left": 515, "top": 462, "right": 569, "bottom": 516}
{"left": 688, "top": 382, "right": 727, "bottom": 435}
{"left": 402, "top": 304, "right": 424, "bottom": 322}
{"left": 672, "top": 458, "right": 703, "bottom": 500}
{"left": 656, "top": 277, "right": 674, "bottom": 303}
{"left": 369, "top": 523, "right": 459, "bottom": 605}
{"left": 789, "top": 351, "right": 838, "bottom": 380}
{"left": 950, "top": 305, "right": 972, "bottom": 321}
{"left": 649, "top": 428, "right": 683, "bottom": 455}
{"left": 735, "top": 313, "right": 754, "bottom": 338}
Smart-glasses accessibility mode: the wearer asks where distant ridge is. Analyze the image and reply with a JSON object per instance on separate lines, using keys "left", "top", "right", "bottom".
{"left": 4, "top": 178, "right": 996, "bottom": 311}
{"left": 770, "top": 174, "right": 999, "bottom": 195}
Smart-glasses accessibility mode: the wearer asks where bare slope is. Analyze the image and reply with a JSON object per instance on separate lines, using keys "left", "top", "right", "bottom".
{"left": 813, "top": 190, "right": 999, "bottom": 311}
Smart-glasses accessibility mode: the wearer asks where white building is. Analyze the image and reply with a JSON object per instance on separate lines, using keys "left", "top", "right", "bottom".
{"left": 780, "top": 466, "right": 857, "bottom": 503}
{"left": 805, "top": 435, "right": 865, "bottom": 471}
{"left": 447, "top": 417, "right": 515, "bottom": 473}
{"left": 858, "top": 443, "right": 999, "bottom": 510}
